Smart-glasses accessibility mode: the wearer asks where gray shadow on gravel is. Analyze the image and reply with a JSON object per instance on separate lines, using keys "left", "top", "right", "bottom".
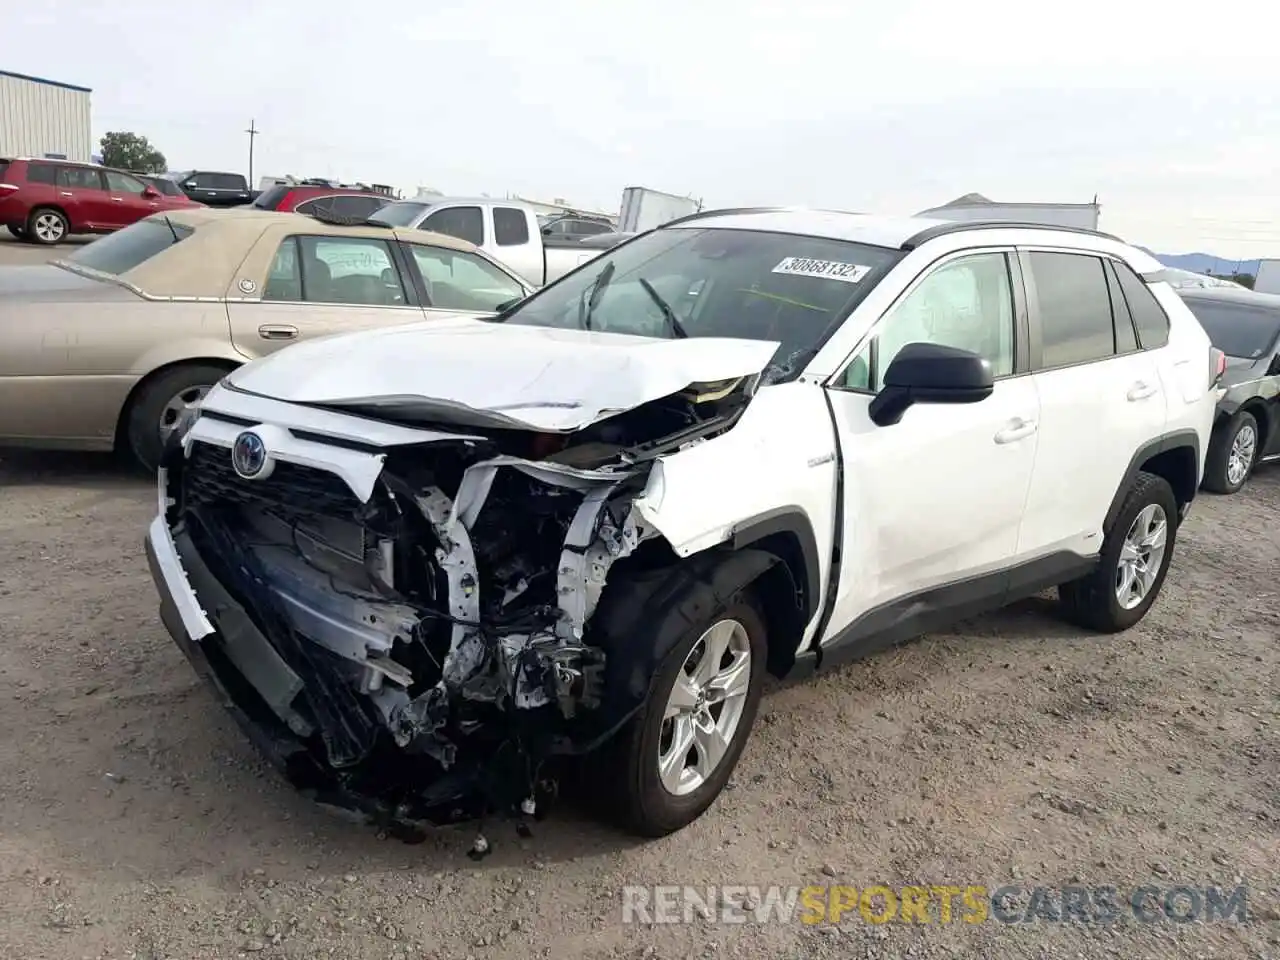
{"left": 0, "top": 449, "right": 149, "bottom": 490}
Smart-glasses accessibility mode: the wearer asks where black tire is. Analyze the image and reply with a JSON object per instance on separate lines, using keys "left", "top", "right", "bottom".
{"left": 124, "top": 364, "right": 228, "bottom": 472}
{"left": 1202, "top": 411, "right": 1258, "bottom": 495}
{"left": 25, "top": 207, "right": 69, "bottom": 245}
{"left": 6, "top": 224, "right": 25, "bottom": 239}
{"left": 1058, "top": 471, "right": 1179, "bottom": 633}
{"left": 608, "top": 588, "right": 768, "bottom": 837}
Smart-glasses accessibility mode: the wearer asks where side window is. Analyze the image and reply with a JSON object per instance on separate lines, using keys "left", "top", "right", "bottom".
{"left": 57, "top": 166, "right": 104, "bottom": 190}
{"left": 838, "top": 252, "right": 1016, "bottom": 391}
{"left": 1104, "top": 261, "right": 1140, "bottom": 353}
{"left": 25, "top": 162, "right": 57, "bottom": 185}
{"left": 409, "top": 245, "right": 525, "bottom": 312}
{"left": 421, "top": 206, "right": 484, "bottom": 246}
{"left": 1027, "top": 252, "right": 1115, "bottom": 369}
{"left": 1113, "top": 261, "right": 1172, "bottom": 350}
{"left": 261, "top": 238, "right": 302, "bottom": 301}
{"left": 294, "top": 236, "right": 407, "bottom": 306}
{"left": 104, "top": 171, "right": 146, "bottom": 194}
{"left": 493, "top": 207, "right": 530, "bottom": 246}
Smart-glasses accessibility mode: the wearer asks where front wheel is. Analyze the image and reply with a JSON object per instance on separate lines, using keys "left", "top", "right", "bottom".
{"left": 1059, "top": 471, "right": 1178, "bottom": 633}
{"left": 1202, "top": 411, "right": 1258, "bottom": 494}
{"left": 610, "top": 593, "right": 767, "bottom": 837}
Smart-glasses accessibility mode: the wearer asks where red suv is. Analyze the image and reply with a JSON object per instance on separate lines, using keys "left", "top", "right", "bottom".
{"left": 251, "top": 183, "right": 391, "bottom": 219}
{"left": 0, "top": 158, "right": 200, "bottom": 245}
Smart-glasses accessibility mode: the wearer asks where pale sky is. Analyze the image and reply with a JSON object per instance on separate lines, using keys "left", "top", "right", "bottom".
{"left": 7, "top": 0, "right": 1279, "bottom": 259}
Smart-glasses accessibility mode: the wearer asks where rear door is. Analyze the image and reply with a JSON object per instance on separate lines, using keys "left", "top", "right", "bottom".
{"left": 226, "top": 232, "right": 425, "bottom": 358}
{"left": 1015, "top": 249, "right": 1168, "bottom": 559}
{"left": 55, "top": 165, "right": 110, "bottom": 230}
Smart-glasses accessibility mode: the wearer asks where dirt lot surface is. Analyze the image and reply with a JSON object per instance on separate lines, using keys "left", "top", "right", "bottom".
{"left": 1, "top": 236, "right": 1277, "bottom": 959}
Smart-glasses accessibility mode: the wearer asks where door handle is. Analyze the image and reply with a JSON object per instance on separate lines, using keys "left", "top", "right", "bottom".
{"left": 1127, "top": 381, "right": 1158, "bottom": 402}
{"left": 994, "top": 417, "right": 1037, "bottom": 444}
{"left": 59, "top": 191, "right": 73, "bottom": 197}
{"left": 111, "top": 197, "right": 124, "bottom": 202}
{"left": 258, "top": 324, "right": 298, "bottom": 340}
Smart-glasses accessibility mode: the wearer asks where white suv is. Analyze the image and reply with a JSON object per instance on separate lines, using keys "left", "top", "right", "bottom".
{"left": 145, "top": 209, "right": 1219, "bottom": 840}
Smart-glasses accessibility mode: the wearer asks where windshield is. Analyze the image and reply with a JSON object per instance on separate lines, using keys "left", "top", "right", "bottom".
{"left": 496, "top": 227, "right": 900, "bottom": 379}
{"left": 370, "top": 201, "right": 432, "bottom": 227}
{"left": 63, "top": 218, "right": 193, "bottom": 275}
{"left": 1183, "top": 297, "right": 1280, "bottom": 359}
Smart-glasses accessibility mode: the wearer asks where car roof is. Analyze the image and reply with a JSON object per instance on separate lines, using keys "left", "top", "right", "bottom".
{"left": 70, "top": 208, "right": 489, "bottom": 300}
{"left": 664, "top": 207, "right": 1162, "bottom": 274}
{"left": 1178, "top": 286, "right": 1280, "bottom": 311}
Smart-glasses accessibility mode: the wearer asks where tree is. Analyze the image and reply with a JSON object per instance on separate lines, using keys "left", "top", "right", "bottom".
{"left": 1230, "top": 273, "right": 1255, "bottom": 290}
{"left": 99, "top": 131, "right": 167, "bottom": 174}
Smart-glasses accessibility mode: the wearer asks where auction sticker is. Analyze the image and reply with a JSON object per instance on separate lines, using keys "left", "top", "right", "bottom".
{"left": 772, "top": 257, "right": 870, "bottom": 284}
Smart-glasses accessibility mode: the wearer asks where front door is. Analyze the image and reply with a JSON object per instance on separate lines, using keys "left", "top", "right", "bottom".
{"left": 820, "top": 249, "right": 1041, "bottom": 647}
{"left": 227, "top": 233, "right": 425, "bottom": 360}
{"left": 101, "top": 170, "right": 157, "bottom": 229}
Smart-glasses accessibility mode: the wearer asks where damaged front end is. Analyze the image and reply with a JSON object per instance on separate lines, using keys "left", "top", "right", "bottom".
{"left": 147, "top": 375, "right": 754, "bottom": 836}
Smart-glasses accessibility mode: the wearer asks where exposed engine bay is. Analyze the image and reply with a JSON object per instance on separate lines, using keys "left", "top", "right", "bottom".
{"left": 159, "top": 376, "right": 754, "bottom": 841}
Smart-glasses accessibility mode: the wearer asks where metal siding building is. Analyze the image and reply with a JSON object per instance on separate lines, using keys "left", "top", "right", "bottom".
{"left": 0, "top": 70, "right": 92, "bottom": 163}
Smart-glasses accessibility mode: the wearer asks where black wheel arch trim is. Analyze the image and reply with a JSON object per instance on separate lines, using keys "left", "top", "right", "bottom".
{"left": 1103, "top": 428, "right": 1201, "bottom": 533}
{"left": 727, "top": 506, "right": 821, "bottom": 628}
{"left": 574, "top": 548, "right": 780, "bottom": 750}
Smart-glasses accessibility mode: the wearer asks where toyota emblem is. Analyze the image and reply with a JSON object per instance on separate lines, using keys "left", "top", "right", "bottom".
{"left": 231, "top": 430, "right": 273, "bottom": 480}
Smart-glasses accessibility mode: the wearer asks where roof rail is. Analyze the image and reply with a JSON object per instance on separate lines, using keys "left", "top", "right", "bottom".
{"left": 660, "top": 206, "right": 793, "bottom": 228}
{"left": 901, "top": 220, "right": 1124, "bottom": 250}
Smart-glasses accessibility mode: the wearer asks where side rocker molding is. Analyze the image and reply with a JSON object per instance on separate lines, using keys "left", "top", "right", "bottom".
{"left": 728, "top": 506, "right": 821, "bottom": 629}
{"left": 1103, "top": 429, "right": 1201, "bottom": 532}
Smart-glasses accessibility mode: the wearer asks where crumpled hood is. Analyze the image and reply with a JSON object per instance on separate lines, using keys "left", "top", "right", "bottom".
{"left": 225, "top": 317, "right": 780, "bottom": 432}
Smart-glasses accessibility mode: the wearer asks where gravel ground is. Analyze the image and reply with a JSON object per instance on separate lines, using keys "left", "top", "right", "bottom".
{"left": 0, "top": 234, "right": 1277, "bottom": 959}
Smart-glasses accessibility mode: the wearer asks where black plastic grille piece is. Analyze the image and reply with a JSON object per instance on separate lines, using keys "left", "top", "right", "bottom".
{"left": 181, "top": 440, "right": 364, "bottom": 521}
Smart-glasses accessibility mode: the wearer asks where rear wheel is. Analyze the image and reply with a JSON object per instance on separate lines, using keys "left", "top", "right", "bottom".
{"left": 123, "top": 364, "right": 228, "bottom": 471}
{"left": 1202, "top": 411, "right": 1258, "bottom": 494}
{"left": 26, "top": 207, "right": 69, "bottom": 245}
{"left": 1059, "top": 471, "right": 1178, "bottom": 632}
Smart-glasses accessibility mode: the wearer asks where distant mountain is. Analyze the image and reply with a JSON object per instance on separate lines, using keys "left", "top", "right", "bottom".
{"left": 1140, "top": 248, "right": 1261, "bottom": 277}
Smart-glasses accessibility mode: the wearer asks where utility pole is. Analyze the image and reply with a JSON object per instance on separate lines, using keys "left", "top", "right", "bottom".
{"left": 245, "top": 119, "right": 259, "bottom": 188}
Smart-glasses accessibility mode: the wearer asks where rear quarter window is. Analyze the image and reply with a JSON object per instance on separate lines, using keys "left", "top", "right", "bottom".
{"left": 0, "top": 160, "right": 10, "bottom": 180}
{"left": 63, "top": 218, "right": 193, "bottom": 275}
{"left": 1114, "top": 262, "right": 1171, "bottom": 349}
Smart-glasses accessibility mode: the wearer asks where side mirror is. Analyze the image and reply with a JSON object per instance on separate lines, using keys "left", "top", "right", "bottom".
{"left": 868, "top": 342, "right": 994, "bottom": 427}
{"left": 142, "top": 186, "right": 159, "bottom": 199}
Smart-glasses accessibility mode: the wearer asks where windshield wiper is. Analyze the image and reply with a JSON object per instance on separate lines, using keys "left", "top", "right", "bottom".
{"left": 578, "top": 261, "right": 615, "bottom": 331}
{"left": 637, "top": 277, "right": 688, "bottom": 339}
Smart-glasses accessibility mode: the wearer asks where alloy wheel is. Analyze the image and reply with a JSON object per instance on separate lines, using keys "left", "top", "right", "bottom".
{"left": 159, "top": 384, "right": 211, "bottom": 443}
{"left": 657, "top": 619, "right": 753, "bottom": 797}
{"left": 1115, "top": 503, "right": 1168, "bottom": 610}
{"left": 1226, "top": 423, "right": 1257, "bottom": 487}
{"left": 33, "top": 212, "right": 66, "bottom": 243}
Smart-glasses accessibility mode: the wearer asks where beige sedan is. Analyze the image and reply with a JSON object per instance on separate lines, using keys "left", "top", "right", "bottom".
{"left": 0, "top": 207, "right": 533, "bottom": 468}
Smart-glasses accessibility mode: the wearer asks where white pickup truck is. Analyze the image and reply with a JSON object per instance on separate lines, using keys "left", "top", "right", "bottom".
{"left": 146, "top": 208, "right": 1218, "bottom": 843}
{"left": 370, "top": 197, "right": 607, "bottom": 287}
